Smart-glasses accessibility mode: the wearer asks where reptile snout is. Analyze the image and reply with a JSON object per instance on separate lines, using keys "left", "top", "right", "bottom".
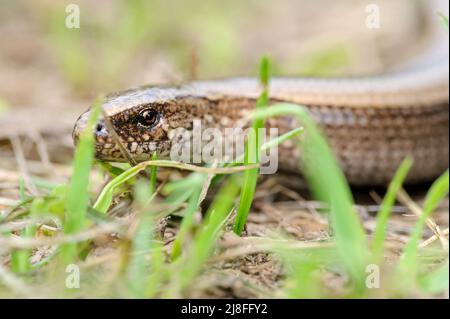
{"left": 72, "top": 111, "right": 88, "bottom": 145}
{"left": 72, "top": 110, "right": 109, "bottom": 145}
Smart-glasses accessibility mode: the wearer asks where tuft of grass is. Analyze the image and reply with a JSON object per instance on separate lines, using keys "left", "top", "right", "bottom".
{"left": 166, "top": 175, "right": 242, "bottom": 297}
{"left": 250, "top": 103, "right": 369, "bottom": 291}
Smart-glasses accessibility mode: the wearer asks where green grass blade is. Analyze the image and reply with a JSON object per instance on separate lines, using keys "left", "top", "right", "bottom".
{"left": 423, "top": 170, "right": 449, "bottom": 215}
{"left": 10, "top": 198, "right": 47, "bottom": 273}
{"left": 11, "top": 179, "right": 36, "bottom": 273}
{"left": 233, "top": 128, "right": 259, "bottom": 235}
{"left": 372, "top": 157, "right": 413, "bottom": 261}
{"left": 149, "top": 152, "right": 158, "bottom": 194}
{"left": 259, "top": 55, "right": 270, "bottom": 88}
{"left": 94, "top": 160, "right": 255, "bottom": 214}
{"left": 11, "top": 223, "right": 34, "bottom": 274}
{"left": 233, "top": 57, "right": 270, "bottom": 235}
{"left": 166, "top": 176, "right": 241, "bottom": 297}
{"left": 171, "top": 186, "right": 203, "bottom": 260}
{"left": 98, "top": 161, "right": 126, "bottom": 177}
{"left": 278, "top": 249, "right": 322, "bottom": 298}
{"left": 18, "top": 178, "right": 27, "bottom": 201}
{"left": 250, "top": 103, "right": 368, "bottom": 289}
{"left": 225, "top": 127, "right": 303, "bottom": 168}
{"left": 93, "top": 164, "right": 147, "bottom": 214}
{"left": 418, "top": 259, "right": 449, "bottom": 294}
{"left": 438, "top": 13, "right": 449, "bottom": 30}
{"left": 60, "top": 99, "right": 101, "bottom": 263}
{"left": 398, "top": 170, "right": 449, "bottom": 277}
{"left": 126, "top": 182, "right": 161, "bottom": 298}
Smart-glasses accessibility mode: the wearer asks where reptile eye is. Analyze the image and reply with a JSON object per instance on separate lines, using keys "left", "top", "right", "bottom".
{"left": 137, "top": 108, "right": 159, "bottom": 128}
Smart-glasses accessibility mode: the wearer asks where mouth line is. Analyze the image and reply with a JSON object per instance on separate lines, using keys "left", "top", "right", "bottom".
{"left": 94, "top": 151, "right": 153, "bottom": 163}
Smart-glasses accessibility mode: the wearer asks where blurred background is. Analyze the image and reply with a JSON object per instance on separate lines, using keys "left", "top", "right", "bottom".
{"left": 0, "top": 0, "right": 448, "bottom": 299}
{"left": 0, "top": 0, "right": 446, "bottom": 167}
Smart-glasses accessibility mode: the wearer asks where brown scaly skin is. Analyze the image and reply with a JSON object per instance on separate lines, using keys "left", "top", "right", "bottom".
{"left": 73, "top": 2, "right": 449, "bottom": 186}
{"left": 72, "top": 76, "right": 449, "bottom": 186}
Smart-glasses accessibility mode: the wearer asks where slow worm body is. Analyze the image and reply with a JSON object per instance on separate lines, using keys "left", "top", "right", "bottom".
{"left": 73, "top": 1, "right": 449, "bottom": 186}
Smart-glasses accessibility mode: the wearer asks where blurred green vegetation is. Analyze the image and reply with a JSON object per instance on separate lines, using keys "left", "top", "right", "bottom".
{"left": 0, "top": 1, "right": 447, "bottom": 299}
{"left": 0, "top": 97, "right": 10, "bottom": 115}
{"left": 22, "top": 0, "right": 248, "bottom": 93}
{"left": 14, "top": 0, "right": 352, "bottom": 95}
{"left": 3, "top": 93, "right": 447, "bottom": 297}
